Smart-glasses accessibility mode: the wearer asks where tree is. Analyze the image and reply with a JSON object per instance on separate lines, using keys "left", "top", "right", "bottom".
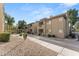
{"left": 67, "top": 9, "right": 78, "bottom": 34}
{"left": 67, "top": 9, "right": 78, "bottom": 25}
{"left": 74, "top": 21, "right": 79, "bottom": 31}
{"left": 17, "top": 20, "right": 27, "bottom": 33}
{"left": 4, "top": 13, "right": 15, "bottom": 33}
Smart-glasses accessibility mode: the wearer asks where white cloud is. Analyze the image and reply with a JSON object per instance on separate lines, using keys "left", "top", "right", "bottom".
{"left": 61, "top": 3, "right": 77, "bottom": 7}
{"left": 27, "top": 3, "right": 78, "bottom": 23}
{"left": 27, "top": 7, "right": 53, "bottom": 23}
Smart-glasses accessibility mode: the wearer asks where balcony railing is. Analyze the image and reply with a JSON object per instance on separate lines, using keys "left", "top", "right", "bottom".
{"left": 39, "top": 21, "right": 43, "bottom": 26}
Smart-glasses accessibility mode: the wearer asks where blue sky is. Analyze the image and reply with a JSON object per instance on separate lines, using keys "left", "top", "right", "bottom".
{"left": 4, "top": 3, "right": 79, "bottom": 24}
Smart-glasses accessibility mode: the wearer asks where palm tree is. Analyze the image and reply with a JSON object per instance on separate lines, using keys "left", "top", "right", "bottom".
{"left": 17, "top": 20, "right": 27, "bottom": 33}
{"left": 5, "top": 13, "right": 15, "bottom": 33}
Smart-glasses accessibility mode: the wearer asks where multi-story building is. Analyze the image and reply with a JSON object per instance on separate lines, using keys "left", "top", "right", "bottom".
{"left": 0, "top": 3, "right": 4, "bottom": 32}
{"left": 37, "top": 18, "right": 48, "bottom": 36}
{"left": 27, "top": 13, "right": 70, "bottom": 38}
{"left": 31, "top": 22, "right": 39, "bottom": 34}
{"left": 27, "top": 22, "right": 39, "bottom": 34}
{"left": 46, "top": 13, "right": 69, "bottom": 38}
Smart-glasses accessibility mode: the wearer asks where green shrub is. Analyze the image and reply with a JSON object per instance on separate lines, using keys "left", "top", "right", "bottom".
{"left": 0, "top": 32, "right": 10, "bottom": 42}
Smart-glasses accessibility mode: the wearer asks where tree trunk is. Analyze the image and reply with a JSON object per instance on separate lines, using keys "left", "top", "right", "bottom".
{"left": 69, "top": 24, "right": 73, "bottom": 36}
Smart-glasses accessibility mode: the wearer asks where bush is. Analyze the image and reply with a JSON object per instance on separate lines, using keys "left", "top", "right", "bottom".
{"left": 38, "top": 34, "right": 41, "bottom": 36}
{"left": 19, "top": 33, "right": 22, "bottom": 36}
{"left": 48, "top": 34, "right": 51, "bottom": 37}
{"left": 0, "top": 32, "right": 10, "bottom": 42}
{"left": 51, "top": 35, "right": 56, "bottom": 37}
{"left": 23, "top": 33, "right": 27, "bottom": 40}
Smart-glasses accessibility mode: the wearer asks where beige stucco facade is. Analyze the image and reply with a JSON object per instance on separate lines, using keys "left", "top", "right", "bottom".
{"left": 0, "top": 3, "right": 4, "bottom": 32}
{"left": 46, "top": 14, "right": 69, "bottom": 38}
{"left": 37, "top": 18, "right": 49, "bottom": 36}
{"left": 31, "top": 22, "right": 39, "bottom": 34}
{"left": 27, "top": 22, "right": 39, "bottom": 35}
{"left": 37, "top": 19, "right": 45, "bottom": 35}
{"left": 27, "top": 13, "right": 70, "bottom": 38}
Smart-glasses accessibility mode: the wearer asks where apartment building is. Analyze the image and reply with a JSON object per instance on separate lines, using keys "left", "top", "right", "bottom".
{"left": 46, "top": 14, "right": 69, "bottom": 38}
{"left": 0, "top": 3, "right": 4, "bottom": 32}
{"left": 37, "top": 18, "right": 48, "bottom": 36}
{"left": 27, "top": 19, "right": 48, "bottom": 36}
{"left": 27, "top": 13, "right": 70, "bottom": 38}
{"left": 31, "top": 22, "right": 39, "bottom": 34}
{"left": 45, "top": 18, "right": 52, "bottom": 36}
{"left": 27, "top": 22, "right": 39, "bottom": 34}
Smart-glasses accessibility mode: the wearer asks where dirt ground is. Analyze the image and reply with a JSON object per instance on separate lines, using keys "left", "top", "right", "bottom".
{"left": 0, "top": 35, "right": 58, "bottom": 56}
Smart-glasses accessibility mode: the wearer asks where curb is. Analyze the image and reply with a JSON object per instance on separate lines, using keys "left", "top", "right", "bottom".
{"left": 27, "top": 36, "right": 79, "bottom": 56}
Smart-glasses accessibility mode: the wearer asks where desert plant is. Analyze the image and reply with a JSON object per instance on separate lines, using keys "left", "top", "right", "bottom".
{"left": 23, "top": 33, "right": 27, "bottom": 40}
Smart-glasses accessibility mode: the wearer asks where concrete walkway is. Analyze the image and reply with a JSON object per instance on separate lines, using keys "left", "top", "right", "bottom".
{"left": 28, "top": 35, "right": 79, "bottom": 56}
{"left": 0, "top": 35, "right": 24, "bottom": 56}
{"left": 28, "top": 34, "right": 79, "bottom": 52}
{"left": 0, "top": 34, "right": 57, "bottom": 56}
{"left": 6, "top": 39, "right": 57, "bottom": 56}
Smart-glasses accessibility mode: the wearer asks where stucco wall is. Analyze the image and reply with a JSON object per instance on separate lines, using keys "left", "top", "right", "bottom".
{"left": 27, "top": 14, "right": 69, "bottom": 38}
{"left": 51, "top": 17, "right": 69, "bottom": 38}
{"left": 46, "top": 20, "right": 52, "bottom": 36}
{"left": 0, "top": 3, "right": 4, "bottom": 32}
{"left": 32, "top": 23, "right": 38, "bottom": 34}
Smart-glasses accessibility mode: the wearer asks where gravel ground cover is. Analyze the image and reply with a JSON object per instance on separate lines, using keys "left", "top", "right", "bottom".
{"left": 0, "top": 35, "right": 24, "bottom": 56}
{"left": 0, "top": 35, "right": 57, "bottom": 56}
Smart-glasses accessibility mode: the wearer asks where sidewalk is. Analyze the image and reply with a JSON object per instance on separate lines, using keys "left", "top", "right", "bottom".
{"left": 6, "top": 39, "right": 57, "bottom": 56}
{"left": 28, "top": 35, "right": 79, "bottom": 56}
{"left": 28, "top": 34, "right": 79, "bottom": 52}
{"left": 0, "top": 34, "right": 57, "bottom": 56}
{"left": 0, "top": 35, "right": 24, "bottom": 56}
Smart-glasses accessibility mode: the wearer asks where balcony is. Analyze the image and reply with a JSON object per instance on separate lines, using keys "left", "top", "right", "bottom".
{"left": 39, "top": 21, "right": 43, "bottom": 27}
